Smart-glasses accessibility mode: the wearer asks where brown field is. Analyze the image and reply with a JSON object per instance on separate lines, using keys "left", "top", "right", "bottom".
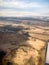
{"left": 0, "top": 21, "right": 49, "bottom": 65}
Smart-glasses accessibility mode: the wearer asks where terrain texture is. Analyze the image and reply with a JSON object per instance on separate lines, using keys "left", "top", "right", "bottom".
{"left": 0, "top": 19, "right": 49, "bottom": 65}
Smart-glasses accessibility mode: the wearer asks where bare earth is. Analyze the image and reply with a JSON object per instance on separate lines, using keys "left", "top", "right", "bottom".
{"left": 0, "top": 21, "right": 49, "bottom": 65}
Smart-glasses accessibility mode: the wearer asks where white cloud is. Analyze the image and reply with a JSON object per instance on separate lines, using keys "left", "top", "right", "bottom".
{"left": 0, "top": 7, "right": 49, "bottom": 16}
{"left": 0, "top": 1, "right": 43, "bottom": 9}
{"left": 0, "top": 10, "right": 45, "bottom": 17}
{"left": 0, "top": 0, "right": 49, "bottom": 16}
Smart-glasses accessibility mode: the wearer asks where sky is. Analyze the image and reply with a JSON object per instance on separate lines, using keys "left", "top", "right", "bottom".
{"left": 0, "top": 0, "right": 49, "bottom": 17}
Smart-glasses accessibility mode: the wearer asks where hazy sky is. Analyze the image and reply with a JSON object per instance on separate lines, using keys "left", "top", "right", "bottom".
{"left": 0, "top": 0, "right": 49, "bottom": 17}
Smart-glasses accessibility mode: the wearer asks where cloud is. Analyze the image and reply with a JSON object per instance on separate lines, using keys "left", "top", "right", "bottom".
{"left": 1, "top": 10, "right": 49, "bottom": 17}
{"left": 0, "top": 10, "right": 42, "bottom": 17}
{"left": 0, "top": 0, "right": 44, "bottom": 9}
{"left": 0, "top": 0, "right": 49, "bottom": 16}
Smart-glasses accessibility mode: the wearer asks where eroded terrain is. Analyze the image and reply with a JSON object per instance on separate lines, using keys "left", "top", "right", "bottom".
{"left": 0, "top": 21, "right": 49, "bottom": 65}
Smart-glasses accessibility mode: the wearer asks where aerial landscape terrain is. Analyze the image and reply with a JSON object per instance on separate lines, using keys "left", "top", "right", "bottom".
{"left": 0, "top": 0, "right": 49, "bottom": 65}
{"left": 0, "top": 17, "right": 49, "bottom": 65}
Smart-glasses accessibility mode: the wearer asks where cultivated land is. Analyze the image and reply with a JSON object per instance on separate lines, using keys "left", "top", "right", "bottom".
{"left": 0, "top": 19, "right": 49, "bottom": 65}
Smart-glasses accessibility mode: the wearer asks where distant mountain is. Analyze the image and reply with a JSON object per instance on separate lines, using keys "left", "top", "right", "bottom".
{"left": 0, "top": 16, "right": 49, "bottom": 22}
